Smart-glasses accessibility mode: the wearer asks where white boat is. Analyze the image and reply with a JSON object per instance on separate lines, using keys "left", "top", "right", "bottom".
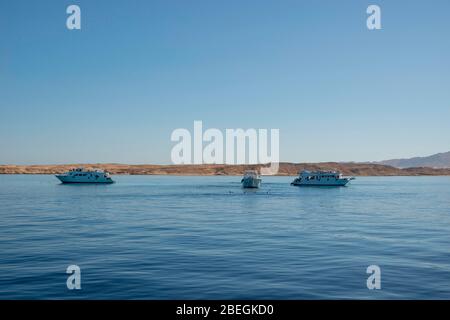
{"left": 241, "top": 170, "right": 262, "bottom": 188}
{"left": 56, "top": 167, "right": 114, "bottom": 184}
{"left": 291, "top": 170, "right": 354, "bottom": 186}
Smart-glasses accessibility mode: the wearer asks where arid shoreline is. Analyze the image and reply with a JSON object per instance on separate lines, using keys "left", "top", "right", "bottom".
{"left": 1, "top": 163, "right": 450, "bottom": 176}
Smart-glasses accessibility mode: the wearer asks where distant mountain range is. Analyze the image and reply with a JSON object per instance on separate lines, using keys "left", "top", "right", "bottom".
{"left": 376, "top": 151, "right": 450, "bottom": 169}
{"left": 2, "top": 162, "right": 450, "bottom": 176}
{"left": 2, "top": 152, "right": 450, "bottom": 176}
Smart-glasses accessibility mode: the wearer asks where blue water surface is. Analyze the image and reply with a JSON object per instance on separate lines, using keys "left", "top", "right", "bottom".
{"left": 0, "top": 175, "right": 449, "bottom": 299}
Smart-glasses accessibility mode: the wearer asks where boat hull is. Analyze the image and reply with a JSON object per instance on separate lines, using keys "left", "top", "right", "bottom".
{"left": 242, "top": 177, "right": 262, "bottom": 188}
{"left": 56, "top": 175, "right": 114, "bottom": 184}
{"left": 291, "top": 178, "right": 352, "bottom": 187}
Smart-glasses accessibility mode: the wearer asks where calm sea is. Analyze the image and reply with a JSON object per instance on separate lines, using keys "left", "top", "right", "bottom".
{"left": 0, "top": 175, "right": 449, "bottom": 299}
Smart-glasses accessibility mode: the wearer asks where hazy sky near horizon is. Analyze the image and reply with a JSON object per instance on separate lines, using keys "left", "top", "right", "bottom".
{"left": 1, "top": 0, "right": 450, "bottom": 165}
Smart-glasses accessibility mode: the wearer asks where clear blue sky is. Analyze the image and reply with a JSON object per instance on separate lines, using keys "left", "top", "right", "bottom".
{"left": 1, "top": 0, "right": 449, "bottom": 164}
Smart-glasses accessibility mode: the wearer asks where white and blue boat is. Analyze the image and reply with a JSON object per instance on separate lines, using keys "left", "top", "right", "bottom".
{"left": 291, "top": 170, "right": 354, "bottom": 187}
{"left": 56, "top": 167, "right": 114, "bottom": 184}
{"left": 241, "top": 170, "right": 262, "bottom": 188}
